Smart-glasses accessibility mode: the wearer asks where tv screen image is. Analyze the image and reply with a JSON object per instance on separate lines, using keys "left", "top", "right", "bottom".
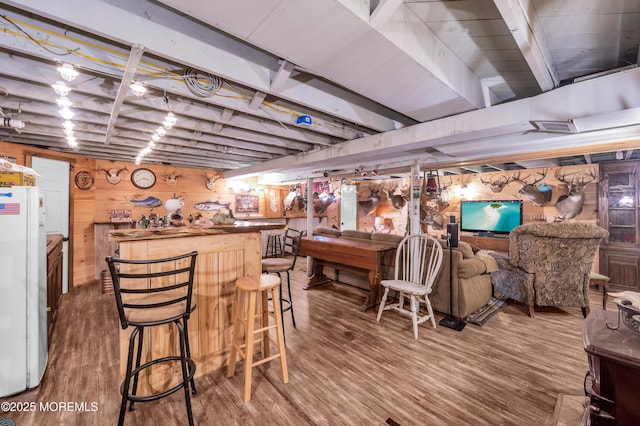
{"left": 460, "top": 200, "right": 523, "bottom": 234}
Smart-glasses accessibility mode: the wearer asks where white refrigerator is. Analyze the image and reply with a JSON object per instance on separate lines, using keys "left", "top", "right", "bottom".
{"left": 0, "top": 186, "right": 48, "bottom": 397}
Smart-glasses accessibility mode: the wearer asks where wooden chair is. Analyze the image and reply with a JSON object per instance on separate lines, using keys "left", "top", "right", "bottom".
{"left": 376, "top": 234, "right": 443, "bottom": 339}
{"left": 261, "top": 228, "right": 303, "bottom": 329}
{"left": 106, "top": 251, "right": 198, "bottom": 426}
{"left": 227, "top": 274, "right": 288, "bottom": 402}
{"left": 589, "top": 272, "right": 611, "bottom": 310}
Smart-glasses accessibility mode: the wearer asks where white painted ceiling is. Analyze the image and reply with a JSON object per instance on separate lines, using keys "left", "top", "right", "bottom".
{"left": 1, "top": 0, "right": 639, "bottom": 181}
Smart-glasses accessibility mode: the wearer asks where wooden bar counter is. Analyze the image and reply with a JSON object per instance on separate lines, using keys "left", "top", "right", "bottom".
{"left": 108, "top": 222, "right": 285, "bottom": 394}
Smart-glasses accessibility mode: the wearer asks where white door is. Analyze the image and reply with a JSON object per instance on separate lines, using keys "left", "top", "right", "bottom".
{"left": 340, "top": 185, "right": 357, "bottom": 230}
{"left": 32, "top": 157, "right": 70, "bottom": 293}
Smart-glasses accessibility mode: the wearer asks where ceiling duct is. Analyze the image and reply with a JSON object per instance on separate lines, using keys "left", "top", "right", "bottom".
{"left": 530, "top": 120, "right": 578, "bottom": 134}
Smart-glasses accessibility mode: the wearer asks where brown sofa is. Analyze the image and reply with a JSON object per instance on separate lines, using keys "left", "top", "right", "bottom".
{"left": 312, "top": 227, "right": 495, "bottom": 319}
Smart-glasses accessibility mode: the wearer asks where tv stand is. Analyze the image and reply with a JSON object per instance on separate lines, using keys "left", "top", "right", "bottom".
{"left": 461, "top": 234, "right": 510, "bottom": 253}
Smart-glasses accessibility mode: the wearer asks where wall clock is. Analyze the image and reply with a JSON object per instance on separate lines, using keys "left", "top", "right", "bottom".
{"left": 75, "top": 171, "right": 94, "bottom": 190}
{"left": 131, "top": 168, "right": 156, "bottom": 189}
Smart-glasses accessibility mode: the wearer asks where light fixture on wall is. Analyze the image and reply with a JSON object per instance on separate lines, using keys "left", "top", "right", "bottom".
{"left": 57, "top": 63, "right": 79, "bottom": 81}
{"left": 130, "top": 81, "right": 147, "bottom": 96}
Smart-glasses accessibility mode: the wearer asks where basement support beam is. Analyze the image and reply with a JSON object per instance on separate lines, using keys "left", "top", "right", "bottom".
{"left": 105, "top": 44, "right": 144, "bottom": 145}
{"left": 370, "top": 0, "right": 404, "bottom": 30}
{"left": 270, "top": 60, "right": 294, "bottom": 92}
{"left": 493, "top": 0, "right": 556, "bottom": 90}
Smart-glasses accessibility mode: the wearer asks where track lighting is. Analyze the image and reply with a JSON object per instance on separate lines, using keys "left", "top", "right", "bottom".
{"left": 51, "top": 81, "right": 70, "bottom": 96}
{"left": 59, "top": 107, "right": 74, "bottom": 120}
{"left": 57, "top": 63, "right": 79, "bottom": 81}
{"left": 56, "top": 97, "right": 72, "bottom": 108}
{"left": 130, "top": 81, "right": 147, "bottom": 96}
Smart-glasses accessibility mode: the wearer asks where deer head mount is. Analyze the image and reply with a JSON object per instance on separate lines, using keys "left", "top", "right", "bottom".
{"left": 96, "top": 164, "right": 128, "bottom": 185}
{"left": 511, "top": 169, "right": 553, "bottom": 206}
{"left": 163, "top": 169, "right": 182, "bottom": 186}
{"left": 480, "top": 174, "right": 511, "bottom": 193}
{"left": 203, "top": 172, "right": 221, "bottom": 190}
{"left": 382, "top": 183, "right": 409, "bottom": 210}
{"left": 358, "top": 184, "right": 383, "bottom": 216}
{"left": 554, "top": 167, "right": 597, "bottom": 221}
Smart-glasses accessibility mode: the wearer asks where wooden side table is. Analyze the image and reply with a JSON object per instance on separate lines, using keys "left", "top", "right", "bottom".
{"left": 583, "top": 309, "right": 640, "bottom": 425}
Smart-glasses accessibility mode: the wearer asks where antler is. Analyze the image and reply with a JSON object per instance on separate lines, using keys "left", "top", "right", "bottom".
{"left": 511, "top": 169, "right": 547, "bottom": 186}
{"left": 480, "top": 174, "right": 510, "bottom": 193}
{"left": 96, "top": 163, "right": 128, "bottom": 184}
{"left": 556, "top": 167, "right": 597, "bottom": 186}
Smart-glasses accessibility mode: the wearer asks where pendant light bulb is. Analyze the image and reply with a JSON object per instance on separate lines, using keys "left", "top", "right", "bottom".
{"left": 57, "top": 63, "right": 79, "bottom": 81}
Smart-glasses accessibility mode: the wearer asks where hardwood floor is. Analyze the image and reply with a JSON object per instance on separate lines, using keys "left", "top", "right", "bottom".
{"left": 1, "top": 264, "right": 604, "bottom": 425}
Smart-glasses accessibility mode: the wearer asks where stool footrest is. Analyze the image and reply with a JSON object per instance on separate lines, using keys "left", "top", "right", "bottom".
{"left": 251, "top": 352, "right": 284, "bottom": 367}
{"left": 121, "top": 356, "right": 196, "bottom": 403}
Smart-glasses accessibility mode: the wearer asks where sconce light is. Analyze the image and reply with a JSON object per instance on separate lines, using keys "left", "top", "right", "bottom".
{"left": 130, "top": 81, "right": 147, "bottom": 96}
{"left": 51, "top": 81, "right": 70, "bottom": 96}
{"left": 296, "top": 115, "right": 313, "bottom": 126}
{"left": 57, "top": 63, "right": 79, "bottom": 81}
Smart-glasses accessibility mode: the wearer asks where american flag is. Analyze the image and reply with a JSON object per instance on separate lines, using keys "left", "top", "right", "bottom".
{"left": 0, "top": 203, "right": 20, "bottom": 215}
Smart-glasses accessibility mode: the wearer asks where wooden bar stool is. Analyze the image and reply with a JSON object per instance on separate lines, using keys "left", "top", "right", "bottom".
{"left": 589, "top": 272, "right": 611, "bottom": 310}
{"left": 227, "top": 274, "right": 288, "bottom": 402}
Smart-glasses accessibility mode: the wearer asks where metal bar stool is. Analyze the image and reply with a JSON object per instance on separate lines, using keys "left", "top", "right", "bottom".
{"left": 265, "top": 234, "right": 282, "bottom": 258}
{"left": 227, "top": 274, "right": 288, "bottom": 402}
{"left": 106, "top": 251, "right": 198, "bottom": 426}
{"left": 261, "top": 228, "right": 303, "bottom": 333}
{"left": 589, "top": 272, "right": 611, "bottom": 310}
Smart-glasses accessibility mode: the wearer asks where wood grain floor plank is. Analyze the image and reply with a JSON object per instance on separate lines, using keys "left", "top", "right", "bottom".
{"left": 1, "top": 263, "right": 602, "bottom": 425}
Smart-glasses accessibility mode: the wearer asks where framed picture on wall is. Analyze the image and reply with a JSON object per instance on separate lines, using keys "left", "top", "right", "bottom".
{"left": 235, "top": 194, "right": 259, "bottom": 214}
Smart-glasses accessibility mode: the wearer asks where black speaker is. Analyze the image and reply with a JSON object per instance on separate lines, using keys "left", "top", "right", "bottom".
{"left": 447, "top": 222, "right": 458, "bottom": 248}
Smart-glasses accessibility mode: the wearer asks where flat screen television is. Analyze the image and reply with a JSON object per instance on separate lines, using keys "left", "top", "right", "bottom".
{"left": 460, "top": 200, "right": 523, "bottom": 235}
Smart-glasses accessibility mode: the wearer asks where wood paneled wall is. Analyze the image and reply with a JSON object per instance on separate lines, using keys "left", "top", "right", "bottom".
{"left": 2, "top": 140, "right": 602, "bottom": 286}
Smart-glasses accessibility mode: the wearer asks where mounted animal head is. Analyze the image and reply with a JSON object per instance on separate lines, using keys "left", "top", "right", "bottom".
{"left": 163, "top": 169, "right": 183, "bottom": 186}
{"left": 420, "top": 205, "right": 446, "bottom": 230}
{"left": 203, "top": 172, "right": 221, "bottom": 190}
{"left": 358, "top": 184, "right": 383, "bottom": 216}
{"left": 554, "top": 168, "right": 598, "bottom": 220}
{"left": 382, "top": 183, "right": 409, "bottom": 210}
{"left": 96, "top": 164, "right": 128, "bottom": 185}
{"left": 480, "top": 174, "right": 511, "bottom": 193}
{"left": 511, "top": 169, "right": 553, "bottom": 206}
{"left": 313, "top": 191, "right": 336, "bottom": 214}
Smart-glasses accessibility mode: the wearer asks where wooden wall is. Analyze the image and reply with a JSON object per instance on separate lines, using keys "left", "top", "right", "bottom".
{"left": 2, "top": 141, "right": 332, "bottom": 288}
{"left": 2, "top": 139, "right": 602, "bottom": 286}
{"left": 353, "top": 164, "right": 600, "bottom": 235}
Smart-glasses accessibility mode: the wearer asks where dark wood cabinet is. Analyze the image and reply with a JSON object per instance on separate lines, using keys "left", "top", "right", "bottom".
{"left": 599, "top": 161, "right": 640, "bottom": 290}
{"left": 46, "top": 234, "right": 63, "bottom": 344}
{"left": 583, "top": 310, "right": 640, "bottom": 425}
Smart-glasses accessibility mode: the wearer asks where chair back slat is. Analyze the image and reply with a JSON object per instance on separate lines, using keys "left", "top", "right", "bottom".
{"left": 395, "top": 234, "right": 443, "bottom": 292}
{"left": 280, "top": 228, "right": 303, "bottom": 269}
{"left": 106, "top": 251, "right": 198, "bottom": 329}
